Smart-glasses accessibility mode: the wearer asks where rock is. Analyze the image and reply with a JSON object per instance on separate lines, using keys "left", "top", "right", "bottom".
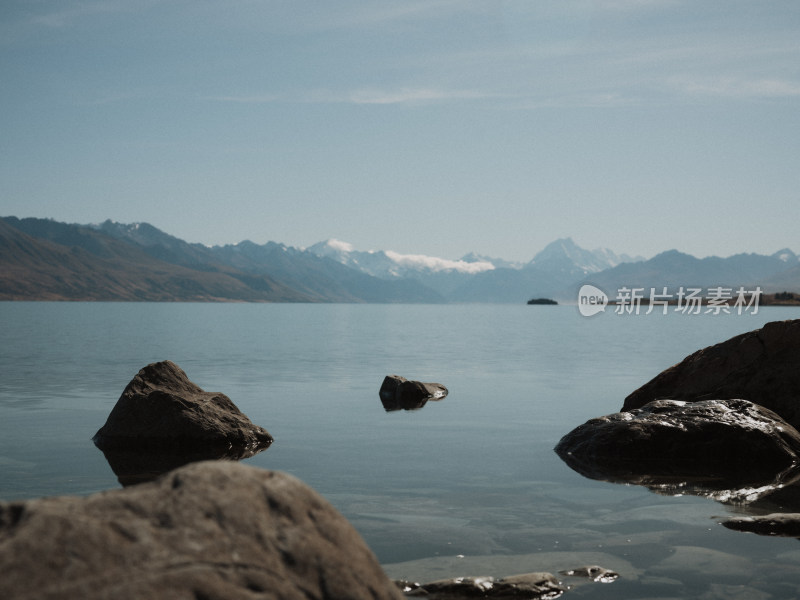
{"left": 93, "top": 360, "right": 273, "bottom": 453}
{"left": 527, "top": 298, "right": 558, "bottom": 305}
{"left": 721, "top": 513, "right": 800, "bottom": 537}
{"left": 555, "top": 399, "right": 800, "bottom": 485}
{"left": 380, "top": 375, "right": 448, "bottom": 412}
{"left": 623, "top": 320, "right": 800, "bottom": 429}
{"left": 558, "top": 565, "right": 619, "bottom": 583}
{"left": 397, "top": 572, "right": 565, "bottom": 598}
{"left": 0, "top": 461, "right": 403, "bottom": 600}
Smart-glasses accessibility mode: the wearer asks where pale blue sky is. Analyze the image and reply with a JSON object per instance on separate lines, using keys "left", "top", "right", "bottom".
{"left": 2, "top": 1, "right": 799, "bottom": 261}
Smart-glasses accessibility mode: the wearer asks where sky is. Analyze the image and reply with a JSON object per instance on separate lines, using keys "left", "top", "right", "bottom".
{"left": 1, "top": 0, "right": 799, "bottom": 262}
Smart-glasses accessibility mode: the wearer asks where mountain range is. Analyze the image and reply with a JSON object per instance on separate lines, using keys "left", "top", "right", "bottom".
{"left": 1, "top": 216, "right": 797, "bottom": 303}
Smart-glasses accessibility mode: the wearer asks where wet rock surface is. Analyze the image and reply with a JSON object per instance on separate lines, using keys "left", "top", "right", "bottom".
{"left": 93, "top": 360, "right": 273, "bottom": 452}
{"left": 558, "top": 565, "right": 620, "bottom": 583}
{"left": 721, "top": 513, "right": 800, "bottom": 537}
{"left": 380, "top": 374, "right": 448, "bottom": 411}
{"left": 396, "top": 572, "right": 566, "bottom": 598}
{"left": 0, "top": 461, "right": 403, "bottom": 600}
{"left": 555, "top": 398, "right": 800, "bottom": 485}
{"left": 623, "top": 319, "right": 800, "bottom": 429}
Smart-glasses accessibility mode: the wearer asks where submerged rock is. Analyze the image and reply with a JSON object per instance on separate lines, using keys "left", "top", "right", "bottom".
{"left": 721, "top": 513, "right": 800, "bottom": 537}
{"left": 380, "top": 375, "right": 448, "bottom": 411}
{"left": 555, "top": 399, "right": 800, "bottom": 486}
{"left": 397, "top": 572, "right": 565, "bottom": 598}
{"left": 558, "top": 565, "right": 619, "bottom": 583}
{"left": 93, "top": 360, "right": 273, "bottom": 453}
{"left": 0, "top": 461, "right": 403, "bottom": 600}
{"left": 623, "top": 319, "right": 800, "bottom": 429}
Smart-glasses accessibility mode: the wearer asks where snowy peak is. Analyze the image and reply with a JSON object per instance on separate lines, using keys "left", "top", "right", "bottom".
{"left": 772, "top": 248, "right": 799, "bottom": 263}
{"left": 306, "top": 238, "right": 354, "bottom": 259}
{"left": 91, "top": 219, "right": 178, "bottom": 247}
{"left": 528, "top": 237, "right": 640, "bottom": 276}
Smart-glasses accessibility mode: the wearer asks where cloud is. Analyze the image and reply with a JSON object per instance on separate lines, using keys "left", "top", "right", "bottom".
{"left": 314, "top": 0, "right": 473, "bottom": 30}
{"left": 384, "top": 250, "right": 495, "bottom": 274}
{"left": 347, "top": 87, "right": 494, "bottom": 105}
{"left": 668, "top": 76, "right": 800, "bottom": 99}
{"left": 205, "top": 94, "right": 280, "bottom": 104}
{"left": 28, "top": 0, "right": 152, "bottom": 28}
{"left": 207, "top": 87, "right": 495, "bottom": 106}
{"left": 326, "top": 238, "right": 355, "bottom": 252}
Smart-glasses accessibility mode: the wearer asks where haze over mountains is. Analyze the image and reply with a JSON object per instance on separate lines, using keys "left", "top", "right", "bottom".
{"left": 1, "top": 216, "right": 798, "bottom": 303}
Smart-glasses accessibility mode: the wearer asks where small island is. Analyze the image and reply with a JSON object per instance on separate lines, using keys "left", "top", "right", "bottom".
{"left": 527, "top": 298, "right": 558, "bottom": 305}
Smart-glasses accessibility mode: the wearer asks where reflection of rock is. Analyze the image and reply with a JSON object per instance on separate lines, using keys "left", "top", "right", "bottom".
{"left": 555, "top": 399, "right": 800, "bottom": 498}
{"left": 623, "top": 319, "right": 800, "bottom": 429}
{"left": 721, "top": 513, "right": 800, "bottom": 537}
{"left": 0, "top": 461, "right": 403, "bottom": 600}
{"left": 100, "top": 445, "right": 268, "bottom": 486}
{"left": 93, "top": 361, "right": 273, "bottom": 452}
{"left": 397, "top": 572, "right": 565, "bottom": 598}
{"left": 380, "top": 375, "right": 448, "bottom": 412}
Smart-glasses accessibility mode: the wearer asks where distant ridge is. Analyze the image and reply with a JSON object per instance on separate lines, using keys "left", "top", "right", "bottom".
{"left": 0, "top": 217, "right": 306, "bottom": 302}
{"left": 1, "top": 216, "right": 798, "bottom": 302}
{"left": 0, "top": 217, "right": 440, "bottom": 302}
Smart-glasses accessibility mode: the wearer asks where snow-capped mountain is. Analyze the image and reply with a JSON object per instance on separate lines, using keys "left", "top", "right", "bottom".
{"left": 772, "top": 248, "right": 800, "bottom": 264}
{"left": 306, "top": 236, "right": 644, "bottom": 302}
{"left": 307, "top": 239, "right": 495, "bottom": 278}
{"left": 527, "top": 237, "right": 644, "bottom": 278}
{"left": 5, "top": 216, "right": 800, "bottom": 303}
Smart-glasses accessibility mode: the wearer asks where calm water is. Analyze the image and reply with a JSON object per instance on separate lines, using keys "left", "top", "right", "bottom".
{"left": 2, "top": 302, "right": 800, "bottom": 598}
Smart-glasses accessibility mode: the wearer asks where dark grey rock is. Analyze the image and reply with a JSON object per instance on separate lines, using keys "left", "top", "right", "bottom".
{"left": 93, "top": 360, "right": 273, "bottom": 452}
{"left": 380, "top": 375, "right": 448, "bottom": 411}
{"left": 0, "top": 461, "right": 404, "bottom": 600}
{"left": 721, "top": 513, "right": 800, "bottom": 537}
{"left": 623, "top": 319, "right": 800, "bottom": 429}
{"left": 397, "top": 572, "right": 565, "bottom": 598}
{"left": 555, "top": 399, "right": 800, "bottom": 487}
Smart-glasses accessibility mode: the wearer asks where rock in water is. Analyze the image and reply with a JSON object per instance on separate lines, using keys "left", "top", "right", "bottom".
{"left": 379, "top": 375, "right": 448, "bottom": 411}
{"left": 623, "top": 319, "right": 800, "bottom": 429}
{"left": 721, "top": 513, "right": 800, "bottom": 537}
{"left": 555, "top": 399, "right": 800, "bottom": 483}
{"left": 398, "top": 573, "right": 565, "bottom": 598}
{"left": 558, "top": 565, "right": 620, "bottom": 583}
{"left": 0, "top": 461, "right": 404, "bottom": 600}
{"left": 93, "top": 361, "right": 273, "bottom": 452}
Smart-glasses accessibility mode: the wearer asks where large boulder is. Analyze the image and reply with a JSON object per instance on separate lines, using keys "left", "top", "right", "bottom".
{"left": 623, "top": 320, "right": 800, "bottom": 429}
{"left": 0, "top": 461, "right": 404, "bottom": 600}
{"left": 379, "top": 375, "right": 448, "bottom": 411}
{"left": 555, "top": 399, "right": 800, "bottom": 486}
{"left": 93, "top": 361, "right": 273, "bottom": 452}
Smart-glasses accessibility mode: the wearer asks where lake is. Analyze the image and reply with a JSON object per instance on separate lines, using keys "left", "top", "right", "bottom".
{"left": 2, "top": 302, "right": 800, "bottom": 598}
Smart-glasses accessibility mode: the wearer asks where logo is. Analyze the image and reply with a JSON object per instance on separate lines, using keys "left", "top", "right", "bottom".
{"left": 578, "top": 284, "right": 608, "bottom": 317}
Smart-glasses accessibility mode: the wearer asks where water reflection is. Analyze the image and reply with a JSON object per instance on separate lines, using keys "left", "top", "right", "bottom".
{"left": 556, "top": 450, "right": 800, "bottom": 508}
{"left": 380, "top": 394, "right": 447, "bottom": 412}
{"left": 98, "top": 444, "right": 271, "bottom": 487}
